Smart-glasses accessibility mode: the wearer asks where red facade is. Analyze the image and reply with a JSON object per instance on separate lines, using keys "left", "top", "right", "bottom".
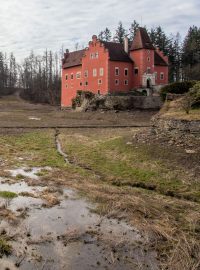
{"left": 61, "top": 28, "right": 169, "bottom": 107}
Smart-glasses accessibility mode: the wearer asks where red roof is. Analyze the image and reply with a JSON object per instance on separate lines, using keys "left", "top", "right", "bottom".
{"left": 130, "top": 27, "right": 155, "bottom": 51}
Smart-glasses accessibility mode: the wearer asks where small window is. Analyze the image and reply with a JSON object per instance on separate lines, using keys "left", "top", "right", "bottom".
{"left": 124, "top": 80, "right": 128, "bottom": 85}
{"left": 124, "top": 68, "right": 128, "bottom": 76}
{"left": 115, "top": 67, "right": 119, "bottom": 76}
{"left": 90, "top": 53, "right": 94, "bottom": 59}
{"left": 80, "top": 82, "right": 82, "bottom": 86}
{"left": 160, "top": 73, "right": 164, "bottom": 80}
{"left": 99, "top": 68, "right": 104, "bottom": 76}
{"left": 147, "top": 68, "right": 151, "bottom": 74}
{"left": 71, "top": 73, "right": 74, "bottom": 79}
{"left": 76, "top": 72, "right": 81, "bottom": 79}
{"left": 66, "top": 84, "right": 68, "bottom": 88}
{"left": 85, "top": 81, "right": 88, "bottom": 86}
{"left": 134, "top": 68, "right": 138, "bottom": 75}
{"left": 95, "top": 52, "right": 99, "bottom": 59}
{"left": 115, "top": 79, "right": 119, "bottom": 85}
{"left": 98, "top": 90, "right": 101, "bottom": 95}
{"left": 98, "top": 79, "right": 102, "bottom": 85}
{"left": 93, "top": 68, "right": 97, "bottom": 77}
{"left": 147, "top": 57, "right": 150, "bottom": 62}
{"left": 65, "top": 74, "right": 68, "bottom": 80}
{"left": 84, "top": 70, "right": 88, "bottom": 77}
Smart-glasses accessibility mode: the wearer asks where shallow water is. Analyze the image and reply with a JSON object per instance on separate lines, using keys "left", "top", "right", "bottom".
{"left": 0, "top": 182, "right": 159, "bottom": 270}
{"left": 7, "top": 166, "right": 51, "bottom": 180}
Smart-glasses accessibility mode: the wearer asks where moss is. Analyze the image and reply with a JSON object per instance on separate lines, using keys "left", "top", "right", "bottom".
{"left": 0, "top": 191, "right": 17, "bottom": 199}
{"left": 0, "top": 238, "right": 12, "bottom": 255}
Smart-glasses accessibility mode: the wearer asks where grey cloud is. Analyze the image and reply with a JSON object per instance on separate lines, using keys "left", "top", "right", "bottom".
{"left": 0, "top": 0, "right": 199, "bottom": 61}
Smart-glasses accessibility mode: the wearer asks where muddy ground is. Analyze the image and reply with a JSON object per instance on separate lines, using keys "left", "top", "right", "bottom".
{"left": 0, "top": 96, "right": 199, "bottom": 270}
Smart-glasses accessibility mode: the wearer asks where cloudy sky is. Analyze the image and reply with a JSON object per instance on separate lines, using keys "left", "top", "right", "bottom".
{"left": 0, "top": 0, "right": 199, "bottom": 61}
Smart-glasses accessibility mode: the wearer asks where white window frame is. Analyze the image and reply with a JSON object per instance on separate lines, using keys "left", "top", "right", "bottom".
{"left": 84, "top": 70, "right": 88, "bottom": 78}
{"left": 115, "top": 79, "right": 119, "bottom": 85}
{"left": 115, "top": 67, "right": 119, "bottom": 76}
{"left": 147, "top": 57, "right": 150, "bottom": 62}
{"left": 160, "top": 72, "right": 164, "bottom": 80}
{"left": 95, "top": 52, "right": 99, "bottom": 59}
{"left": 98, "top": 79, "right": 102, "bottom": 85}
{"left": 99, "top": 68, "right": 104, "bottom": 76}
{"left": 93, "top": 68, "right": 97, "bottom": 77}
{"left": 85, "top": 81, "right": 88, "bottom": 86}
{"left": 76, "top": 72, "right": 81, "bottom": 79}
{"left": 124, "top": 80, "right": 128, "bottom": 85}
{"left": 124, "top": 68, "right": 128, "bottom": 76}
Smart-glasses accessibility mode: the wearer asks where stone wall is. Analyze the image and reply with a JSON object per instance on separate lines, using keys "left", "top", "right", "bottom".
{"left": 76, "top": 95, "right": 163, "bottom": 111}
{"left": 152, "top": 116, "right": 200, "bottom": 135}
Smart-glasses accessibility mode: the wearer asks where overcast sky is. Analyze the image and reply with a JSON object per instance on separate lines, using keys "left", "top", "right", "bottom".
{"left": 0, "top": 0, "right": 199, "bottom": 61}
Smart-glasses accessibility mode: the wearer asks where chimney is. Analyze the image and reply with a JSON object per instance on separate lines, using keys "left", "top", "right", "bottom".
{"left": 124, "top": 36, "right": 129, "bottom": 54}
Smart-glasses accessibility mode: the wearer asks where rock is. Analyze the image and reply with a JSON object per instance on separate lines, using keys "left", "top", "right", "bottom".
{"left": 185, "top": 149, "right": 196, "bottom": 154}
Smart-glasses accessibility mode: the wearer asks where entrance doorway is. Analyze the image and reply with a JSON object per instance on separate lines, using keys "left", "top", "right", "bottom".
{"left": 147, "top": 79, "right": 151, "bottom": 88}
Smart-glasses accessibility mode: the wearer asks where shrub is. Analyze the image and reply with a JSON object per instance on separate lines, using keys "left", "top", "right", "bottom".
{"left": 160, "top": 81, "right": 196, "bottom": 101}
{"left": 181, "top": 81, "right": 200, "bottom": 113}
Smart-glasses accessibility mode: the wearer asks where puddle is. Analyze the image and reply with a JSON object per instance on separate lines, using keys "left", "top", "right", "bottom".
{"left": 0, "top": 180, "right": 44, "bottom": 194}
{"left": 0, "top": 187, "right": 159, "bottom": 270}
{"left": 7, "top": 167, "right": 51, "bottom": 180}
{"left": 28, "top": 117, "right": 41, "bottom": 121}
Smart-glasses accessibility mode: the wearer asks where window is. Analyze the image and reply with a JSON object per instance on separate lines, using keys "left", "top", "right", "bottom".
{"left": 84, "top": 70, "right": 88, "bottom": 77}
{"left": 134, "top": 68, "right": 139, "bottom": 75}
{"left": 115, "top": 79, "right": 119, "bottom": 85}
{"left": 98, "top": 79, "right": 102, "bottom": 85}
{"left": 71, "top": 73, "right": 74, "bottom": 79}
{"left": 95, "top": 52, "right": 99, "bottom": 59}
{"left": 98, "top": 90, "right": 101, "bottom": 95}
{"left": 93, "top": 68, "right": 97, "bottom": 77}
{"left": 115, "top": 67, "right": 119, "bottom": 76}
{"left": 124, "top": 80, "right": 128, "bottom": 85}
{"left": 147, "top": 67, "right": 151, "bottom": 74}
{"left": 160, "top": 73, "right": 164, "bottom": 80}
{"left": 99, "top": 68, "right": 104, "bottom": 76}
{"left": 80, "top": 82, "right": 82, "bottom": 86}
{"left": 90, "top": 52, "right": 98, "bottom": 59}
{"left": 147, "top": 57, "right": 150, "bottom": 62}
{"left": 85, "top": 81, "right": 88, "bottom": 86}
{"left": 124, "top": 68, "right": 128, "bottom": 76}
{"left": 65, "top": 74, "right": 68, "bottom": 80}
{"left": 66, "top": 84, "right": 68, "bottom": 88}
{"left": 76, "top": 72, "right": 81, "bottom": 79}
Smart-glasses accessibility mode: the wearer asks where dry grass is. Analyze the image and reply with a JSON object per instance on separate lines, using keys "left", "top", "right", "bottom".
{"left": 159, "top": 99, "right": 200, "bottom": 120}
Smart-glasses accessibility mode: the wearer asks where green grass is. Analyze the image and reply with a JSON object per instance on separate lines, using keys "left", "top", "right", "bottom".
{"left": 0, "top": 130, "right": 66, "bottom": 168}
{"left": 0, "top": 191, "right": 18, "bottom": 199}
{"left": 61, "top": 134, "right": 200, "bottom": 202}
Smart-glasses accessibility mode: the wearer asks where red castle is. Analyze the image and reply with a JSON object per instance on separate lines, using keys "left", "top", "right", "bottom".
{"left": 61, "top": 27, "right": 168, "bottom": 107}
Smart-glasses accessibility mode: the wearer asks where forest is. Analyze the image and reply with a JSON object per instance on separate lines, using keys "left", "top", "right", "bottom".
{"left": 0, "top": 22, "right": 199, "bottom": 105}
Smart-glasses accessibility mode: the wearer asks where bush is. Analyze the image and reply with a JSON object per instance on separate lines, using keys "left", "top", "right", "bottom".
{"left": 72, "top": 90, "right": 95, "bottom": 109}
{"left": 181, "top": 81, "right": 200, "bottom": 113}
{"left": 160, "top": 81, "right": 196, "bottom": 101}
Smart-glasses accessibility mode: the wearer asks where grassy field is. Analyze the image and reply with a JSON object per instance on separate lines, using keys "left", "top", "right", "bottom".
{"left": 0, "top": 128, "right": 199, "bottom": 269}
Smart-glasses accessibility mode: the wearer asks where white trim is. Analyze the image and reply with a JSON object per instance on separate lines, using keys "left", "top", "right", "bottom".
{"left": 115, "top": 67, "right": 119, "bottom": 76}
